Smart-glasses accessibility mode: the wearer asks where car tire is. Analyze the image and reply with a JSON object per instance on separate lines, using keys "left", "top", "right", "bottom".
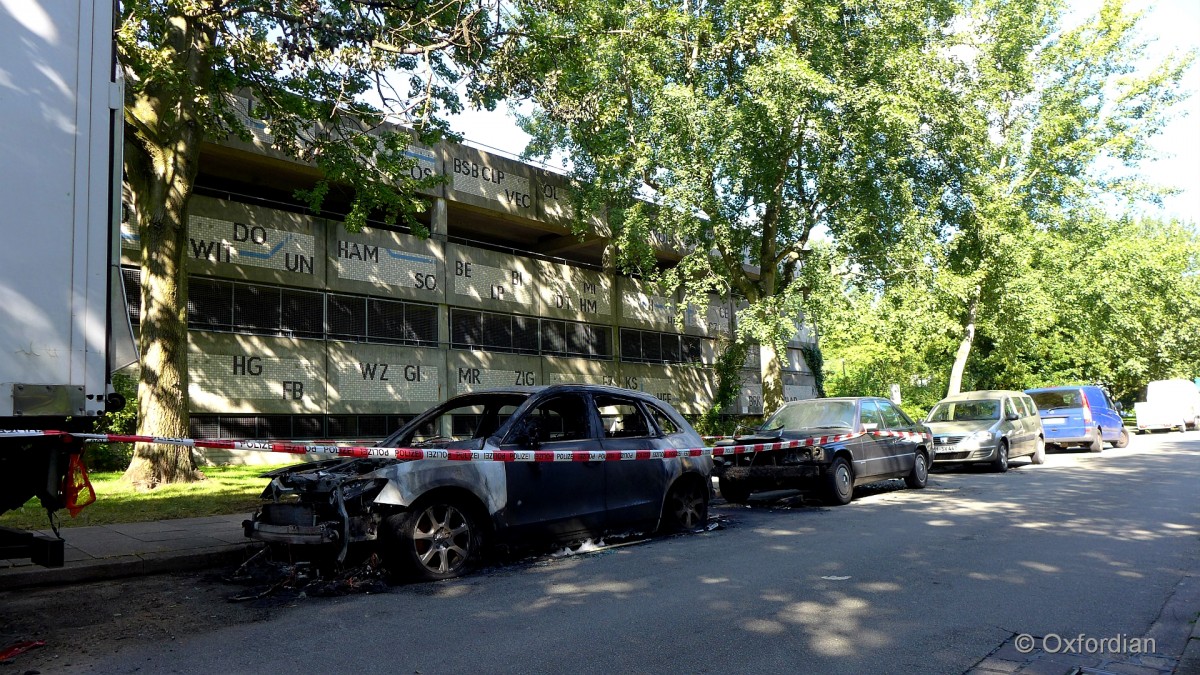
{"left": 1088, "top": 428, "right": 1103, "bottom": 452}
{"left": 1030, "top": 436, "right": 1046, "bottom": 465}
{"left": 904, "top": 450, "right": 929, "bottom": 489}
{"left": 991, "top": 440, "right": 1009, "bottom": 473}
{"left": 824, "top": 457, "right": 854, "bottom": 506}
{"left": 661, "top": 479, "right": 709, "bottom": 531}
{"left": 385, "top": 498, "right": 481, "bottom": 581}
{"left": 1114, "top": 427, "right": 1130, "bottom": 449}
{"left": 718, "top": 475, "right": 751, "bottom": 505}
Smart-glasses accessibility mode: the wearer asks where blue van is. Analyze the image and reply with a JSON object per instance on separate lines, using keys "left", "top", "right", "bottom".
{"left": 1025, "top": 385, "right": 1128, "bottom": 452}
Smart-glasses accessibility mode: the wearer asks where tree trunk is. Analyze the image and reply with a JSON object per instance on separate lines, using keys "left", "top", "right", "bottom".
{"left": 123, "top": 170, "right": 199, "bottom": 487}
{"left": 947, "top": 292, "right": 980, "bottom": 397}
{"left": 119, "top": 11, "right": 214, "bottom": 487}
{"left": 760, "top": 343, "right": 784, "bottom": 414}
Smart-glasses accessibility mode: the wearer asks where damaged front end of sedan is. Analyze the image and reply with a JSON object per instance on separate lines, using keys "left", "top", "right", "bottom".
{"left": 243, "top": 458, "right": 396, "bottom": 564}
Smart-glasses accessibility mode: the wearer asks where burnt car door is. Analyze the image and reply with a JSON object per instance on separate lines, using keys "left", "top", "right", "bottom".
{"left": 594, "top": 393, "right": 673, "bottom": 530}
{"left": 498, "top": 393, "right": 607, "bottom": 540}
{"left": 877, "top": 400, "right": 919, "bottom": 476}
{"left": 853, "top": 399, "right": 895, "bottom": 481}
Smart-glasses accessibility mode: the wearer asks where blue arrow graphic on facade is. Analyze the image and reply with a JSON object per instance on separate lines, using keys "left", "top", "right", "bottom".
{"left": 238, "top": 234, "right": 292, "bottom": 259}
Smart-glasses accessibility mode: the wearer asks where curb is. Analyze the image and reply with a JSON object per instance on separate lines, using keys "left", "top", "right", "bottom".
{"left": 967, "top": 572, "right": 1200, "bottom": 675}
{"left": 1177, "top": 617, "right": 1200, "bottom": 675}
{"left": 0, "top": 544, "right": 262, "bottom": 591}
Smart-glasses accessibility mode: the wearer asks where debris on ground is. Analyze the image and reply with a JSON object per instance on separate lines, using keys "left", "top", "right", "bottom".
{"left": 0, "top": 639, "right": 45, "bottom": 663}
{"left": 222, "top": 550, "right": 389, "bottom": 603}
{"left": 220, "top": 514, "right": 728, "bottom": 599}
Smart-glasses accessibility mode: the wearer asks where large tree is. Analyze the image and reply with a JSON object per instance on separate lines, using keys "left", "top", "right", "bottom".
{"left": 939, "top": 0, "right": 1192, "bottom": 395}
{"left": 118, "top": 0, "right": 500, "bottom": 486}
{"left": 486, "top": 0, "right": 962, "bottom": 413}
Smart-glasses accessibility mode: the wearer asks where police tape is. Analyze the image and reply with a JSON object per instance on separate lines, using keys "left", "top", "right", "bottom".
{"left": 48, "top": 430, "right": 930, "bottom": 462}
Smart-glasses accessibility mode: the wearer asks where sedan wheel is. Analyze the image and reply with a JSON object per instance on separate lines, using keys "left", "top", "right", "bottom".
{"left": 991, "top": 441, "right": 1009, "bottom": 473}
{"left": 387, "top": 500, "right": 480, "bottom": 581}
{"left": 824, "top": 457, "right": 854, "bottom": 506}
{"left": 661, "top": 480, "right": 709, "bottom": 532}
{"left": 1030, "top": 436, "right": 1046, "bottom": 464}
{"left": 904, "top": 451, "right": 929, "bottom": 489}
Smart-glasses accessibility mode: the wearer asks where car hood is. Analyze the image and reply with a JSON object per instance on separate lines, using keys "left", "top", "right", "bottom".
{"left": 736, "top": 428, "right": 857, "bottom": 443}
{"left": 925, "top": 421, "right": 996, "bottom": 435}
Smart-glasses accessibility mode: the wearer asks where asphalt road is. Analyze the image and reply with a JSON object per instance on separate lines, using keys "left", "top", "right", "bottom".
{"left": 60, "top": 431, "right": 1200, "bottom": 674}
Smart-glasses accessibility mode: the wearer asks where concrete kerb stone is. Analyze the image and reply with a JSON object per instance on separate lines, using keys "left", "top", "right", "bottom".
{"left": 0, "top": 544, "right": 262, "bottom": 590}
{"left": 965, "top": 571, "right": 1200, "bottom": 675}
{"left": 1175, "top": 616, "right": 1200, "bottom": 675}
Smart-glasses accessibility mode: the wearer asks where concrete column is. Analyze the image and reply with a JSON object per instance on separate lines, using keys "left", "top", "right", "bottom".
{"left": 430, "top": 197, "right": 448, "bottom": 241}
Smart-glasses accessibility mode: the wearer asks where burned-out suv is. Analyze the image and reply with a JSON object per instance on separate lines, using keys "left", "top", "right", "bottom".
{"left": 244, "top": 385, "right": 712, "bottom": 580}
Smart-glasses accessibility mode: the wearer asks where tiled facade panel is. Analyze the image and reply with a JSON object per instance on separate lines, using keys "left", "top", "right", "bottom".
{"left": 127, "top": 142, "right": 816, "bottom": 429}
{"left": 187, "top": 334, "right": 326, "bottom": 414}
{"left": 333, "top": 226, "right": 441, "bottom": 296}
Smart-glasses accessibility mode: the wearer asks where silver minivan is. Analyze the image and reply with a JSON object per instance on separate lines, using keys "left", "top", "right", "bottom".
{"left": 925, "top": 390, "right": 1045, "bottom": 472}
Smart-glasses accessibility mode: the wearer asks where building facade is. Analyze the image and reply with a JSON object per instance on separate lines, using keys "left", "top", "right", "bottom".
{"left": 119, "top": 128, "right": 818, "bottom": 444}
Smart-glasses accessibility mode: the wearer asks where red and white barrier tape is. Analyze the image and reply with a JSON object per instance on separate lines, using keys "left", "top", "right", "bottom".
{"left": 45, "top": 429, "right": 929, "bottom": 462}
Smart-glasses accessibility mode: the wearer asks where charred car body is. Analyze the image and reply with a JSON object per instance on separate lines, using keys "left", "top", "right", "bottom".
{"left": 244, "top": 385, "right": 712, "bottom": 579}
{"left": 713, "top": 397, "right": 931, "bottom": 505}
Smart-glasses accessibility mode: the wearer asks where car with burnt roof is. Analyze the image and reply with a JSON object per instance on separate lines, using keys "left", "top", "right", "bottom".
{"left": 243, "top": 384, "right": 712, "bottom": 580}
{"left": 712, "top": 397, "right": 931, "bottom": 506}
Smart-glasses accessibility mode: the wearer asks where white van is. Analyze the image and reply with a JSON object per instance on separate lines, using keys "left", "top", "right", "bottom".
{"left": 1134, "top": 379, "right": 1200, "bottom": 433}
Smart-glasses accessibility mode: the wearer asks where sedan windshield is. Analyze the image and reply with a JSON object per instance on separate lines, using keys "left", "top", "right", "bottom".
{"left": 927, "top": 400, "right": 1000, "bottom": 422}
{"left": 762, "top": 400, "right": 856, "bottom": 432}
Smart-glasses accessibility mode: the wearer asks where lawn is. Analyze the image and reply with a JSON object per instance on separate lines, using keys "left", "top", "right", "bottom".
{"left": 0, "top": 465, "right": 289, "bottom": 531}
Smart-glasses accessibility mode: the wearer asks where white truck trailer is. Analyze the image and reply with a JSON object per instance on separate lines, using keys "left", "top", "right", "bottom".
{"left": 0, "top": 0, "right": 133, "bottom": 565}
{"left": 1134, "top": 378, "right": 1200, "bottom": 434}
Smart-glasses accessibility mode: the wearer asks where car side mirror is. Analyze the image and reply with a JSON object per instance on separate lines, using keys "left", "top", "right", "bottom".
{"left": 1115, "top": 402, "right": 1124, "bottom": 412}
{"left": 1006, "top": 411, "right": 1020, "bottom": 421}
{"left": 862, "top": 422, "right": 879, "bottom": 432}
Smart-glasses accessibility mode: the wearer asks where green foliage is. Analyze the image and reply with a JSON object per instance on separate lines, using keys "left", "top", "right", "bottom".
{"left": 119, "top": 0, "right": 502, "bottom": 231}
{"left": 799, "top": 344, "right": 826, "bottom": 398}
{"left": 931, "top": 0, "right": 1193, "bottom": 393}
{"left": 693, "top": 339, "right": 750, "bottom": 435}
{"left": 820, "top": 213, "right": 1200, "bottom": 411}
{"left": 87, "top": 372, "right": 139, "bottom": 471}
{"left": 0, "top": 465, "right": 285, "bottom": 530}
{"left": 489, "top": 0, "right": 963, "bottom": 411}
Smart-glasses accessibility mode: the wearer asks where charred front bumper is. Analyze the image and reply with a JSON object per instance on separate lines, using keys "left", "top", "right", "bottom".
{"left": 244, "top": 503, "right": 344, "bottom": 546}
{"left": 717, "top": 463, "right": 826, "bottom": 480}
{"left": 244, "top": 460, "right": 394, "bottom": 559}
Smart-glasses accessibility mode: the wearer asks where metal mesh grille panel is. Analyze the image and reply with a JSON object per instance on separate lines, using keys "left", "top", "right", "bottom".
{"left": 233, "top": 284, "right": 281, "bottom": 334}
{"left": 190, "top": 416, "right": 221, "bottom": 439}
{"left": 451, "top": 309, "right": 481, "bottom": 348}
{"left": 542, "top": 320, "right": 567, "bottom": 355}
{"left": 327, "top": 294, "right": 366, "bottom": 340}
{"left": 188, "top": 277, "right": 233, "bottom": 329}
{"left": 280, "top": 289, "right": 324, "bottom": 339}
{"left": 121, "top": 267, "right": 142, "bottom": 325}
{"left": 405, "top": 304, "right": 438, "bottom": 344}
{"left": 368, "top": 298, "right": 406, "bottom": 343}
{"left": 620, "top": 329, "right": 641, "bottom": 361}
{"left": 481, "top": 312, "right": 513, "bottom": 349}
